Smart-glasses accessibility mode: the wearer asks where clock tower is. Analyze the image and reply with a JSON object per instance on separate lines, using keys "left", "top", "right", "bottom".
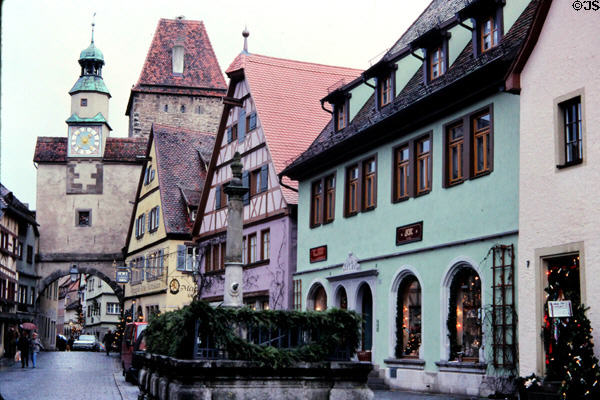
{"left": 67, "top": 24, "right": 111, "bottom": 158}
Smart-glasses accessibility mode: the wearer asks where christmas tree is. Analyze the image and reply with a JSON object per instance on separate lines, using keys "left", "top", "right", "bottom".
{"left": 543, "top": 261, "right": 600, "bottom": 398}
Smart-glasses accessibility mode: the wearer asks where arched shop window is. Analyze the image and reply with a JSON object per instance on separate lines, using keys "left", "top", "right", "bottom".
{"left": 313, "top": 285, "right": 327, "bottom": 311}
{"left": 336, "top": 286, "right": 348, "bottom": 309}
{"left": 395, "top": 276, "right": 422, "bottom": 358}
{"left": 448, "top": 267, "right": 481, "bottom": 361}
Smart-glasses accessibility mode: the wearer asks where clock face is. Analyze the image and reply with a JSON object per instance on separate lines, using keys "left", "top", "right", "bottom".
{"left": 70, "top": 126, "right": 101, "bottom": 156}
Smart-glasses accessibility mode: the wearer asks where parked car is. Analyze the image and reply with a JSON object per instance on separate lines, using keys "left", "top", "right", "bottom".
{"left": 56, "top": 334, "right": 67, "bottom": 351}
{"left": 121, "top": 322, "right": 147, "bottom": 382}
{"left": 72, "top": 334, "right": 100, "bottom": 351}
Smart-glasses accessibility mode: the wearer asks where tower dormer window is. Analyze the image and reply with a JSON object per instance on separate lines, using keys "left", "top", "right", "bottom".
{"left": 172, "top": 45, "right": 184, "bottom": 74}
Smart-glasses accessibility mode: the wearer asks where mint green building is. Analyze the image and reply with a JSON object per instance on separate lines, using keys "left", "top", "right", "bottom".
{"left": 282, "top": 0, "right": 541, "bottom": 396}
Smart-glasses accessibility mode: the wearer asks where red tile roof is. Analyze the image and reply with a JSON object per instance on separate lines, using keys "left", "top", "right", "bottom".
{"left": 33, "top": 136, "right": 147, "bottom": 163}
{"left": 226, "top": 53, "right": 361, "bottom": 203}
{"left": 152, "top": 124, "right": 215, "bottom": 235}
{"left": 129, "top": 18, "right": 227, "bottom": 107}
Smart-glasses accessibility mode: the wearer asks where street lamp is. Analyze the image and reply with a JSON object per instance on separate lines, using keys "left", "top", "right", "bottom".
{"left": 70, "top": 264, "right": 79, "bottom": 282}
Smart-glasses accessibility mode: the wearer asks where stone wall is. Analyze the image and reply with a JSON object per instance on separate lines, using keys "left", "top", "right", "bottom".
{"left": 128, "top": 93, "right": 223, "bottom": 138}
{"left": 136, "top": 354, "right": 373, "bottom": 400}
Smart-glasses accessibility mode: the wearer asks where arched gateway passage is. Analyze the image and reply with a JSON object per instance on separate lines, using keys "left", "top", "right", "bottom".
{"left": 37, "top": 266, "right": 124, "bottom": 304}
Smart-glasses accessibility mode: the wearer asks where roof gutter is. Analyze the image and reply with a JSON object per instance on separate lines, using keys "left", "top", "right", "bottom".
{"left": 278, "top": 175, "right": 298, "bottom": 193}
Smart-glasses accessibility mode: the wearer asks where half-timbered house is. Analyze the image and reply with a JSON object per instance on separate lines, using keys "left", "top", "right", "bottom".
{"left": 192, "top": 44, "right": 360, "bottom": 310}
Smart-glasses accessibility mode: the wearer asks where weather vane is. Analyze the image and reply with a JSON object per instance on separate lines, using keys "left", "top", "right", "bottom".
{"left": 91, "top": 12, "right": 96, "bottom": 44}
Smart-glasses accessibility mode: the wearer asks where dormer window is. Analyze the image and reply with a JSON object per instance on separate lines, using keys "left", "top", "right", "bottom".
{"left": 172, "top": 45, "right": 184, "bottom": 74}
{"left": 457, "top": 0, "right": 505, "bottom": 57}
{"left": 429, "top": 46, "right": 446, "bottom": 80}
{"left": 480, "top": 15, "right": 500, "bottom": 53}
{"left": 379, "top": 74, "right": 393, "bottom": 107}
{"left": 336, "top": 101, "right": 348, "bottom": 131}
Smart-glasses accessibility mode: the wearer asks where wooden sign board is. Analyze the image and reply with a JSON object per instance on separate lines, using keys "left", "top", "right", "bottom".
{"left": 548, "top": 300, "right": 573, "bottom": 318}
{"left": 310, "top": 245, "right": 327, "bottom": 263}
{"left": 396, "top": 221, "right": 423, "bottom": 246}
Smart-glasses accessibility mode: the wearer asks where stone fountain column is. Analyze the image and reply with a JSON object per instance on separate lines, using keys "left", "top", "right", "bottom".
{"left": 223, "top": 152, "right": 248, "bottom": 307}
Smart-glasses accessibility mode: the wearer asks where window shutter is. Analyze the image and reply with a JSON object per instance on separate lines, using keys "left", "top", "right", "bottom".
{"left": 238, "top": 110, "right": 246, "bottom": 143}
{"left": 176, "top": 245, "right": 186, "bottom": 271}
{"left": 249, "top": 113, "right": 257, "bottom": 131}
{"left": 242, "top": 171, "right": 250, "bottom": 205}
{"left": 156, "top": 206, "right": 160, "bottom": 229}
{"left": 215, "top": 185, "right": 221, "bottom": 209}
{"left": 147, "top": 211, "right": 152, "bottom": 231}
{"left": 160, "top": 249, "right": 164, "bottom": 269}
{"left": 227, "top": 127, "right": 233, "bottom": 143}
{"left": 260, "top": 165, "right": 268, "bottom": 193}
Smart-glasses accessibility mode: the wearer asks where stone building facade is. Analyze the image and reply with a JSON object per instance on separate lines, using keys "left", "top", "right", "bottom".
{"left": 33, "top": 35, "right": 146, "bottom": 303}
{"left": 125, "top": 17, "right": 227, "bottom": 138}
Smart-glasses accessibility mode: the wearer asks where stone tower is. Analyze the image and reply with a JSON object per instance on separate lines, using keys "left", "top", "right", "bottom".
{"left": 126, "top": 17, "right": 227, "bottom": 138}
{"left": 34, "top": 27, "right": 147, "bottom": 314}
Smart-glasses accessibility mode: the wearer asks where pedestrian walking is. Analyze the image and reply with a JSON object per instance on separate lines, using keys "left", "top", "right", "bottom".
{"left": 16, "top": 331, "right": 30, "bottom": 368}
{"left": 67, "top": 335, "right": 74, "bottom": 351}
{"left": 30, "top": 332, "right": 44, "bottom": 368}
{"left": 103, "top": 330, "right": 113, "bottom": 356}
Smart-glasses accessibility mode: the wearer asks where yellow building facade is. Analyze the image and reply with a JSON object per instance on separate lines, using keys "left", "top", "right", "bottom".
{"left": 123, "top": 125, "right": 215, "bottom": 321}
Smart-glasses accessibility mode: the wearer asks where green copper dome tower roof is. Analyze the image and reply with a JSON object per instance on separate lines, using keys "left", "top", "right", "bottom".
{"left": 69, "top": 20, "right": 111, "bottom": 97}
{"left": 79, "top": 42, "right": 104, "bottom": 63}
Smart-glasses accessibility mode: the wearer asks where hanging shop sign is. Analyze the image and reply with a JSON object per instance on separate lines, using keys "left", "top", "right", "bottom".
{"left": 548, "top": 300, "right": 573, "bottom": 318}
{"left": 396, "top": 221, "right": 423, "bottom": 246}
{"left": 310, "top": 245, "right": 327, "bottom": 263}
{"left": 169, "top": 279, "right": 180, "bottom": 294}
{"left": 115, "top": 268, "right": 130, "bottom": 284}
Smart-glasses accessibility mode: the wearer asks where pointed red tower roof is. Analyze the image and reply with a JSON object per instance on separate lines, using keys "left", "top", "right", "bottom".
{"left": 126, "top": 18, "right": 227, "bottom": 115}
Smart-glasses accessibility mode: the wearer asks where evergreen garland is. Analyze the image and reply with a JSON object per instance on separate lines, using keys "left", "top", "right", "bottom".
{"left": 395, "top": 280, "right": 404, "bottom": 358}
{"left": 145, "top": 300, "right": 362, "bottom": 369}
{"left": 447, "top": 275, "right": 460, "bottom": 360}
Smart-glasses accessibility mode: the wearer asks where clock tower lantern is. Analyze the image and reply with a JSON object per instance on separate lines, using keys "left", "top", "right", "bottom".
{"left": 67, "top": 24, "right": 111, "bottom": 157}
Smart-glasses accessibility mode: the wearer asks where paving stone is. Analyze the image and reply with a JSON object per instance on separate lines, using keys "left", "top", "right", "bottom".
{"left": 0, "top": 352, "right": 138, "bottom": 400}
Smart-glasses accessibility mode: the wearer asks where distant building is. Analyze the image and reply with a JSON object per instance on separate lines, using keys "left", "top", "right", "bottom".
{"left": 0, "top": 184, "right": 39, "bottom": 357}
{"left": 123, "top": 125, "right": 214, "bottom": 322}
{"left": 38, "top": 279, "right": 59, "bottom": 349}
{"left": 192, "top": 38, "right": 360, "bottom": 309}
{"left": 83, "top": 274, "right": 119, "bottom": 338}
{"left": 125, "top": 17, "right": 226, "bottom": 138}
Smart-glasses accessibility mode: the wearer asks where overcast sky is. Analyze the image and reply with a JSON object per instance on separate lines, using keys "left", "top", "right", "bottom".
{"left": 1, "top": 0, "right": 430, "bottom": 209}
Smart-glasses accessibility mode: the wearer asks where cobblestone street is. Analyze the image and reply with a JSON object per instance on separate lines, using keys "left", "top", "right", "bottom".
{"left": 0, "top": 352, "right": 138, "bottom": 400}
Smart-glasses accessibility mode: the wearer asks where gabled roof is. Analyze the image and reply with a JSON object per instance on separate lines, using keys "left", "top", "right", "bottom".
{"left": 282, "top": 0, "right": 541, "bottom": 180}
{"left": 153, "top": 124, "right": 214, "bottom": 236}
{"left": 126, "top": 18, "right": 227, "bottom": 114}
{"left": 33, "top": 137, "right": 147, "bottom": 164}
{"left": 0, "top": 182, "right": 37, "bottom": 227}
{"left": 225, "top": 53, "right": 361, "bottom": 202}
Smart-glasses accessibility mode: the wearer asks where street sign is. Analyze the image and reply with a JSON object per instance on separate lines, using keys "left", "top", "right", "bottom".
{"left": 116, "top": 269, "right": 130, "bottom": 284}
